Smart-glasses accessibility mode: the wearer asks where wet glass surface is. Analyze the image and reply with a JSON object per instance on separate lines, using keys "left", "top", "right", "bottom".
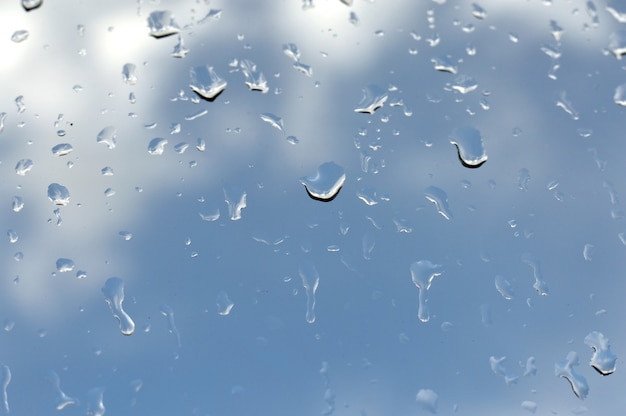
{"left": 1, "top": 0, "right": 626, "bottom": 414}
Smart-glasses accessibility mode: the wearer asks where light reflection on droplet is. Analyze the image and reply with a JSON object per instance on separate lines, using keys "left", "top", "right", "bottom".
{"left": 147, "top": 10, "right": 179, "bottom": 38}
{"left": 584, "top": 331, "right": 617, "bottom": 375}
{"left": 424, "top": 186, "right": 452, "bottom": 220}
{"left": 555, "top": 351, "right": 588, "bottom": 399}
{"left": 299, "top": 259, "right": 320, "bottom": 323}
{"left": 300, "top": 162, "right": 345, "bottom": 202}
{"left": 47, "top": 183, "right": 70, "bottom": 206}
{"left": 449, "top": 126, "right": 487, "bottom": 168}
{"left": 410, "top": 260, "right": 443, "bottom": 323}
{"left": 354, "top": 85, "right": 388, "bottom": 114}
{"left": 216, "top": 291, "right": 234, "bottom": 315}
{"left": 189, "top": 66, "right": 227, "bottom": 101}
{"left": 101, "top": 277, "right": 135, "bottom": 336}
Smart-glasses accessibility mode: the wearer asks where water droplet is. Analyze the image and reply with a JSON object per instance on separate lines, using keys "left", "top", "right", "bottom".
{"left": 240, "top": 59, "right": 269, "bottom": 93}
{"left": 283, "top": 43, "right": 301, "bottom": 61}
{"left": 14, "top": 159, "right": 33, "bottom": 176}
{"left": 118, "top": 231, "right": 132, "bottom": 241}
{"left": 354, "top": 85, "right": 388, "bottom": 114}
{"left": 122, "top": 63, "right": 137, "bottom": 85}
{"left": 171, "top": 34, "right": 189, "bottom": 58}
{"left": 47, "top": 183, "right": 70, "bottom": 206}
{"left": 0, "top": 365, "right": 10, "bottom": 414}
{"left": 495, "top": 275, "right": 514, "bottom": 300}
{"left": 609, "top": 30, "right": 626, "bottom": 58}
{"left": 521, "top": 253, "right": 549, "bottom": 296}
{"left": 431, "top": 56, "right": 458, "bottom": 74}
{"left": 14, "top": 96, "right": 25, "bottom": 114}
{"left": 451, "top": 74, "right": 478, "bottom": 94}
{"left": 555, "top": 351, "right": 588, "bottom": 399}
{"left": 22, "top": 0, "right": 42, "bottom": 11}
{"left": 449, "top": 126, "right": 487, "bottom": 168}
{"left": 76, "top": 270, "right": 87, "bottom": 279}
{"left": 96, "top": 126, "right": 117, "bottom": 149}
{"left": 582, "top": 243, "right": 594, "bottom": 261}
{"left": 147, "top": 137, "right": 168, "bottom": 155}
{"left": 86, "top": 387, "right": 105, "bottom": 416}
{"left": 10, "top": 30, "right": 29, "bottom": 43}
{"left": 416, "top": 389, "right": 438, "bottom": 413}
{"left": 300, "top": 162, "right": 346, "bottom": 202}
{"left": 550, "top": 19, "right": 564, "bottom": 41}
{"left": 184, "top": 109, "right": 208, "bottom": 121}
{"left": 6, "top": 230, "right": 17, "bottom": 244}
{"left": 12, "top": 196, "right": 24, "bottom": 212}
{"left": 189, "top": 66, "right": 227, "bottom": 101}
{"left": 147, "top": 10, "right": 179, "bottom": 38}
{"left": 362, "top": 232, "right": 375, "bottom": 260}
{"left": 613, "top": 83, "right": 626, "bottom": 106}
{"left": 424, "top": 186, "right": 452, "bottom": 220}
{"left": 101, "top": 277, "right": 135, "bottom": 336}
{"left": 607, "top": 1, "right": 626, "bottom": 22}
{"left": 555, "top": 91, "right": 579, "bottom": 120}
{"left": 299, "top": 260, "right": 320, "bottom": 323}
{"left": 584, "top": 331, "right": 617, "bottom": 375}
{"left": 410, "top": 260, "right": 443, "bottom": 323}
{"left": 524, "top": 357, "right": 537, "bottom": 376}
{"left": 55, "top": 258, "right": 74, "bottom": 273}
{"left": 48, "top": 370, "right": 79, "bottom": 410}
{"left": 293, "top": 61, "right": 313, "bottom": 77}
{"left": 587, "top": 0, "right": 600, "bottom": 26}
{"left": 517, "top": 168, "right": 531, "bottom": 191}
{"left": 259, "top": 113, "right": 285, "bottom": 135}
{"left": 51, "top": 143, "right": 73, "bottom": 156}
{"left": 216, "top": 291, "right": 234, "bottom": 315}
{"left": 223, "top": 186, "right": 247, "bottom": 220}
{"left": 159, "top": 304, "right": 182, "bottom": 348}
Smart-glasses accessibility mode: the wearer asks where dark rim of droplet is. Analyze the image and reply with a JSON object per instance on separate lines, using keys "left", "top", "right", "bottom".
{"left": 454, "top": 144, "right": 486, "bottom": 169}
{"left": 303, "top": 185, "right": 342, "bottom": 202}
{"left": 191, "top": 88, "right": 224, "bottom": 102}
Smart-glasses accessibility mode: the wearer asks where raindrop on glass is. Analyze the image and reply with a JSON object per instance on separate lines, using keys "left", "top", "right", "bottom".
{"left": 171, "top": 34, "right": 189, "bottom": 58}
{"left": 48, "top": 370, "right": 79, "bottom": 410}
{"left": 10, "top": 30, "right": 29, "bottom": 43}
{"left": 86, "top": 387, "right": 105, "bottom": 416}
{"left": 147, "top": 10, "right": 179, "bottom": 38}
{"left": 101, "top": 277, "right": 135, "bottom": 336}
{"left": 0, "top": 365, "right": 10, "bottom": 414}
{"left": 260, "top": 113, "right": 285, "bottom": 135}
{"left": 11, "top": 197, "right": 24, "bottom": 213}
{"left": 51, "top": 143, "right": 73, "bottom": 156}
{"left": 223, "top": 185, "right": 247, "bottom": 220}
{"left": 424, "top": 186, "right": 452, "bottom": 220}
{"left": 147, "top": 138, "right": 168, "bottom": 155}
{"left": 122, "top": 63, "right": 137, "bottom": 85}
{"left": 521, "top": 253, "right": 549, "bottom": 296}
{"left": 555, "top": 351, "right": 588, "bottom": 399}
{"left": 189, "top": 66, "right": 227, "bottom": 101}
{"left": 584, "top": 331, "right": 617, "bottom": 375}
{"left": 55, "top": 258, "right": 74, "bottom": 273}
{"left": 14, "top": 159, "right": 33, "bottom": 176}
{"left": 216, "top": 291, "right": 234, "bottom": 315}
{"left": 354, "top": 84, "right": 388, "bottom": 114}
{"left": 416, "top": 389, "right": 438, "bottom": 413}
{"left": 449, "top": 126, "right": 487, "bottom": 168}
{"left": 300, "top": 162, "right": 346, "bottom": 202}
{"left": 22, "top": 0, "right": 42, "bottom": 11}
{"left": 494, "top": 275, "right": 514, "bottom": 300}
{"left": 240, "top": 59, "right": 269, "bottom": 93}
{"left": 96, "top": 126, "right": 117, "bottom": 149}
{"left": 47, "top": 183, "right": 70, "bottom": 206}
{"left": 410, "top": 260, "right": 443, "bottom": 323}
{"left": 299, "top": 259, "right": 320, "bottom": 323}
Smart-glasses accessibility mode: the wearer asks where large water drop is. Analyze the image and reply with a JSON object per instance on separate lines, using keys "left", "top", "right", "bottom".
{"left": 299, "top": 260, "right": 320, "bottom": 323}
{"left": 410, "top": 260, "right": 443, "bottom": 323}
{"left": 56, "top": 258, "right": 75, "bottom": 273}
{"left": 300, "top": 162, "right": 346, "bottom": 202}
{"left": 101, "top": 277, "right": 135, "bottom": 336}
{"left": 555, "top": 351, "right": 588, "bottom": 399}
{"left": 354, "top": 85, "right": 388, "bottom": 114}
{"left": 148, "top": 137, "right": 168, "bottom": 155}
{"left": 147, "top": 11, "right": 179, "bottom": 38}
{"left": 11, "top": 30, "right": 29, "bottom": 43}
{"left": 584, "top": 331, "right": 617, "bottom": 375}
{"left": 96, "top": 126, "right": 117, "bottom": 149}
{"left": 47, "top": 183, "right": 70, "bottom": 206}
{"left": 424, "top": 186, "right": 453, "bottom": 220}
{"left": 449, "top": 126, "right": 487, "bottom": 168}
{"left": 189, "top": 66, "right": 227, "bottom": 101}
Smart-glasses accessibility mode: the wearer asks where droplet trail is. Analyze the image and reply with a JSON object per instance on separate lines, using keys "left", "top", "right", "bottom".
{"left": 101, "top": 277, "right": 135, "bottom": 335}
{"left": 299, "top": 260, "right": 320, "bottom": 323}
{"left": 410, "top": 260, "right": 443, "bottom": 322}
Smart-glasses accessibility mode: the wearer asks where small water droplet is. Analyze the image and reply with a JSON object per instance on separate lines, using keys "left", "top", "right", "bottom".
{"left": 48, "top": 370, "right": 79, "bottom": 410}
{"left": 14, "top": 96, "right": 26, "bottom": 114}
{"left": 300, "top": 162, "right": 346, "bottom": 202}
{"left": 76, "top": 270, "right": 87, "bottom": 279}
{"left": 555, "top": 351, "right": 588, "bottom": 399}
{"left": 216, "top": 291, "right": 234, "bottom": 315}
{"left": 299, "top": 260, "right": 320, "bottom": 323}
{"left": 521, "top": 253, "right": 549, "bottom": 296}
{"left": 416, "top": 389, "right": 438, "bottom": 413}
{"left": 51, "top": 143, "right": 73, "bottom": 156}
{"left": 354, "top": 84, "right": 388, "bottom": 114}
{"left": 240, "top": 59, "right": 269, "bottom": 93}
{"left": 424, "top": 186, "right": 452, "bottom": 220}
{"left": 584, "top": 331, "right": 617, "bottom": 375}
{"left": 293, "top": 61, "right": 313, "bottom": 76}
{"left": 147, "top": 10, "right": 179, "bottom": 38}
{"left": 122, "top": 63, "right": 137, "bottom": 85}
{"left": 495, "top": 275, "right": 514, "bottom": 300}
{"left": 12, "top": 196, "right": 24, "bottom": 212}
{"left": 259, "top": 113, "right": 285, "bottom": 135}
{"left": 14, "top": 159, "right": 33, "bottom": 176}
{"left": 96, "top": 126, "right": 117, "bottom": 149}
{"left": 147, "top": 137, "right": 168, "bottom": 155}
{"left": 86, "top": 387, "right": 105, "bottom": 416}
{"left": 22, "top": 0, "right": 42, "bottom": 11}
{"left": 582, "top": 243, "right": 594, "bottom": 261}
{"left": 449, "top": 126, "right": 487, "bottom": 168}
{"left": 10, "top": 30, "right": 29, "bottom": 43}
{"left": 189, "top": 66, "right": 227, "bottom": 101}
{"left": 55, "top": 258, "right": 74, "bottom": 272}
{"left": 471, "top": 3, "right": 487, "bottom": 19}
{"left": 431, "top": 56, "right": 458, "bottom": 74}
{"left": 410, "top": 260, "right": 443, "bottom": 323}
{"left": 517, "top": 168, "right": 531, "bottom": 191}
{"left": 451, "top": 74, "right": 478, "bottom": 94}
{"left": 47, "top": 183, "right": 70, "bottom": 206}
{"left": 0, "top": 365, "right": 10, "bottom": 414}
{"left": 6, "top": 230, "right": 17, "bottom": 244}
{"left": 223, "top": 185, "right": 247, "bottom": 220}
{"left": 159, "top": 304, "right": 182, "bottom": 348}
{"left": 171, "top": 34, "right": 189, "bottom": 58}
{"left": 101, "top": 277, "right": 135, "bottom": 336}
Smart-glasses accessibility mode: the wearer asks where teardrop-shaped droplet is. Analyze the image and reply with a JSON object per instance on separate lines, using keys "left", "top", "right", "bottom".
{"left": 11, "top": 30, "right": 29, "bottom": 43}
{"left": 354, "top": 84, "right": 388, "bottom": 114}
{"left": 300, "top": 162, "right": 346, "bottom": 202}
{"left": 147, "top": 10, "right": 179, "bottom": 38}
{"left": 189, "top": 66, "right": 227, "bottom": 101}
{"left": 101, "top": 277, "right": 135, "bottom": 336}
{"left": 410, "top": 260, "right": 443, "bottom": 323}
{"left": 51, "top": 143, "right": 73, "bottom": 156}
{"left": 147, "top": 137, "right": 168, "bottom": 155}
{"left": 96, "top": 126, "right": 117, "bottom": 149}
{"left": 449, "top": 126, "right": 487, "bottom": 168}
{"left": 47, "top": 183, "right": 70, "bottom": 206}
